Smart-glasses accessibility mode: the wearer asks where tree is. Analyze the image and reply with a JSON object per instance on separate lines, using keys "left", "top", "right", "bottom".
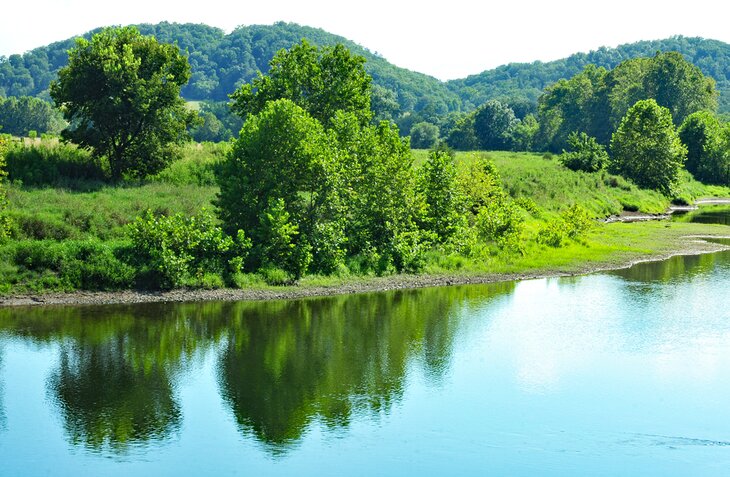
{"left": 409, "top": 122, "right": 439, "bottom": 149}
{"left": 229, "top": 40, "right": 372, "bottom": 128}
{"left": 418, "top": 149, "right": 463, "bottom": 242}
{"left": 446, "top": 113, "right": 478, "bottom": 150}
{"left": 610, "top": 99, "right": 686, "bottom": 194}
{"left": 0, "top": 96, "right": 65, "bottom": 136}
{"left": 644, "top": 51, "right": 718, "bottom": 125}
{"left": 512, "top": 114, "right": 539, "bottom": 151}
{"left": 559, "top": 132, "right": 608, "bottom": 172}
{"left": 537, "top": 65, "right": 609, "bottom": 151}
{"left": 0, "top": 135, "right": 9, "bottom": 239}
{"left": 473, "top": 100, "right": 518, "bottom": 150}
{"left": 216, "top": 99, "right": 345, "bottom": 277}
{"left": 50, "top": 26, "right": 197, "bottom": 180}
{"left": 679, "top": 111, "right": 730, "bottom": 184}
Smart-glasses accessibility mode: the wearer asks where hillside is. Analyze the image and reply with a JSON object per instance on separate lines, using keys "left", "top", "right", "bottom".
{"left": 447, "top": 36, "right": 730, "bottom": 113}
{"left": 1, "top": 23, "right": 729, "bottom": 116}
{"left": 0, "top": 22, "right": 459, "bottom": 118}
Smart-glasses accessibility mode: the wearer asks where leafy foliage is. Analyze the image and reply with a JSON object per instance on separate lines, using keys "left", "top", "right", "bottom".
{"left": 50, "top": 26, "right": 197, "bottom": 180}
{"left": 5, "top": 141, "right": 105, "bottom": 186}
{"left": 230, "top": 40, "right": 372, "bottom": 128}
{"left": 538, "top": 53, "right": 717, "bottom": 151}
{"left": 0, "top": 96, "right": 65, "bottom": 136}
{"left": 0, "top": 136, "right": 10, "bottom": 239}
{"left": 473, "top": 100, "right": 518, "bottom": 150}
{"left": 678, "top": 111, "right": 730, "bottom": 185}
{"left": 217, "top": 99, "right": 344, "bottom": 277}
{"left": 409, "top": 122, "right": 439, "bottom": 149}
{"left": 418, "top": 149, "right": 463, "bottom": 242}
{"left": 610, "top": 99, "right": 687, "bottom": 195}
{"left": 129, "top": 210, "right": 249, "bottom": 288}
{"left": 559, "top": 132, "right": 609, "bottom": 172}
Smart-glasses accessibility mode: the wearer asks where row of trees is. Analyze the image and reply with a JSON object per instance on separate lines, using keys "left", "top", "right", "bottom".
{"left": 0, "top": 95, "right": 65, "bottom": 137}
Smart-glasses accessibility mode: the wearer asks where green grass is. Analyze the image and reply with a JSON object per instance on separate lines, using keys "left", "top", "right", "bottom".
{"left": 413, "top": 149, "right": 730, "bottom": 216}
{"left": 2, "top": 145, "right": 730, "bottom": 295}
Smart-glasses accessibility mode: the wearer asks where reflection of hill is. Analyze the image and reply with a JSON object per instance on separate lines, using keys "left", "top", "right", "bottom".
{"left": 218, "top": 283, "right": 514, "bottom": 451}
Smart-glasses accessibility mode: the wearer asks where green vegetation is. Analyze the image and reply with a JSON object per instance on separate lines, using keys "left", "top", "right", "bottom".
{"left": 50, "top": 26, "right": 197, "bottom": 180}
{"left": 610, "top": 99, "right": 687, "bottom": 195}
{"left": 0, "top": 96, "right": 65, "bottom": 136}
{"left": 679, "top": 111, "right": 730, "bottom": 184}
{"left": 1, "top": 33, "right": 730, "bottom": 296}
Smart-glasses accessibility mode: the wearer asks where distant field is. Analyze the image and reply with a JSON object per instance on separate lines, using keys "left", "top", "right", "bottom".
{"left": 413, "top": 149, "right": 730, "bottom": 216}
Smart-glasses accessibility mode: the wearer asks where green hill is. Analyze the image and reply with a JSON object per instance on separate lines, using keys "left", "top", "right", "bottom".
{"left": 446, "top": 36, "right": 730, "bottom": 113}
{"left": 0, "top": 22, "right": 459, "bottom": 118}
{"left": 1, "top": 23, "right": 729, "bottom": 117}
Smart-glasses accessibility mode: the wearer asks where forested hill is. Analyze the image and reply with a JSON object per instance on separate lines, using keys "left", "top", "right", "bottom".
{"left": 0, "top": 22, "right": 460, "bottom": 116}
{"left": 1, "top": 22, "right": 730, "bottom": 115}
{"left": 447, "top": 36, "right": 730, "bottom": 113}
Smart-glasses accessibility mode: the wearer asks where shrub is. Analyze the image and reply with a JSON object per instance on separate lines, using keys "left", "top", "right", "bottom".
{"left": 4, "top": 141, "right": 106, "bottom": 186}
{"left": 258, "top": 266, "right": 293, "bottom": 286}
{"left": 12, "top": 239, "right": 135, "bottom": 290}
{"left": 559, "top": 132, "right": 608, "bottom": 172}
{"left": 129, "top": 210, "right": 250, "bottom": 289}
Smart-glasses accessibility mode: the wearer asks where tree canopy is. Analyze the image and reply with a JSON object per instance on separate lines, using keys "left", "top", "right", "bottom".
{"left": 229, "top": 40, "right": 372, "bottom": 127}
{"left": 610, "top": 99, "right": 687, "bottom": 194}
{"left": 538, "top": 52, "right": 718, "bottom": 151}
{"left": 50, "top": 26, "right": 197, "bottom": 180}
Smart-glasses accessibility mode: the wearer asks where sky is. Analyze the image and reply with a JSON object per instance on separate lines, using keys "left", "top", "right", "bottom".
{"left": 1, "top": 0, "right": 728, "bottom": 80}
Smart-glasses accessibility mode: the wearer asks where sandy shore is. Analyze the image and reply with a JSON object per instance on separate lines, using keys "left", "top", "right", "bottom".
{"left": 2, "top": 233, "right": 728, "bottom": 308}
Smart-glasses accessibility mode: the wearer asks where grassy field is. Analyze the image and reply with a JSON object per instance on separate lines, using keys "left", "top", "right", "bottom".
{"left": 1, "top": 141, "right": 729, "bottom": 295}
{"left": 414, "top": 150, "right": 730, "bottom": 216}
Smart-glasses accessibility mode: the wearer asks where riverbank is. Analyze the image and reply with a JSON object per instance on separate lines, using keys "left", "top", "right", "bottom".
{"left": 3, "top": 220, "right": 729, "bottom": 307}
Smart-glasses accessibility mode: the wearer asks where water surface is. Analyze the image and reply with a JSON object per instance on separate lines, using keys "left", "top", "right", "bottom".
{"left": 1, "top": 225, "right": 730, "bottom": 475}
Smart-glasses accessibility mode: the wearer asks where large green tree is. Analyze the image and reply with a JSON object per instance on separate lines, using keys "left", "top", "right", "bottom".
{"left": 610, "top": 99, "right": 687, "bottom": 194}
{"left": 473, "top": 100, "right": 518, "bottom": 150}
{"left": 50, "top": 26, "right": 196, "bottom": 180}
{"left": 678, "top": 111, "right": 730, "bottom": 184}
{"left": 229, "top": 40, "right": 372, "bottom": 128}
{"left": 644, "top": 51, "right": 718, "bottom": 125}
{"left": 217, "top": 99, "right": 345, "bottom": 277}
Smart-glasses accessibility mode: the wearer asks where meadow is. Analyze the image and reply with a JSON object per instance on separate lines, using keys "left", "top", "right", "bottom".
{"left": 1, "top": 140, "right": 729, "bottom": 294}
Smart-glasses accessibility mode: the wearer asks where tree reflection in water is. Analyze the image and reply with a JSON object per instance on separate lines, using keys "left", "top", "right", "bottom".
{"left": 0, "top": 282, "right": 515, "bottom": 454}
{"left": 218, "top": 283, "right": 514, "bottom": 452}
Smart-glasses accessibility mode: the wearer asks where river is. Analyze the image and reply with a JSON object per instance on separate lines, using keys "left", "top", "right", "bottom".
{"left": 1, "top": 209, "right": 729, "bottom": 476}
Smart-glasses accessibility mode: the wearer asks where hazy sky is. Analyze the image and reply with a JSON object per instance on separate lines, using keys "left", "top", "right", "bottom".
{"left": 1, "top": 0, "right": 728, "bottom": 80}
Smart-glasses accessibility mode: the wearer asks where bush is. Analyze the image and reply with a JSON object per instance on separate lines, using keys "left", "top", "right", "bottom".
{"left": 129, "top": 210, "right": 250, "bottom": 289}
{"left": 475, "top": 198, "right": 523, "bottom": 245}
{"left": 559, "top": 132, "right": 608, "bottom": 172}
{"left": 258, "top": 266, "right": 293, "bottom": 286}
{"left": 12, "top": 239, "right": 135, "bottom": 290}
{"left": 536, "top": 205, "right": 594, "bottom": 247}
{"left": 5, "top": 141, "right": 106, "bottom": 186}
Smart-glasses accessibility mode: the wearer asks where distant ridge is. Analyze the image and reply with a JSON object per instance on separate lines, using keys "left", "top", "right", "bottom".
{"left": 1, "top": 23, "right": 729, "bottom": 114}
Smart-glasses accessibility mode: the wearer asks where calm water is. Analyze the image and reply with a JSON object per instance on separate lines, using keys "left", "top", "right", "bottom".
{"left": 1, "top": 217, "right": 730, "bottom": 476}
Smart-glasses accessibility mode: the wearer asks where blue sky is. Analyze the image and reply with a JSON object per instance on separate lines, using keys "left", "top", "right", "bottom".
{"left": 1, "top": 0, "right": 727, "bottom": 80}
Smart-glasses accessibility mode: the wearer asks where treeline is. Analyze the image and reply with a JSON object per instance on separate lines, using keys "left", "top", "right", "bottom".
{"left": 0, "top": 22, "right": 458, "bottom": 123}
{"left": 0, "top": 30, "right": 602, "bottom": 291}
{"left": 446, "top": 35, "right": 730, "bottom": 113}
{"left": 2, "top": 22, "right": 730, "bottom": 135}
{"left": 427, "top": 51, "right": 729, "bottom": 192}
